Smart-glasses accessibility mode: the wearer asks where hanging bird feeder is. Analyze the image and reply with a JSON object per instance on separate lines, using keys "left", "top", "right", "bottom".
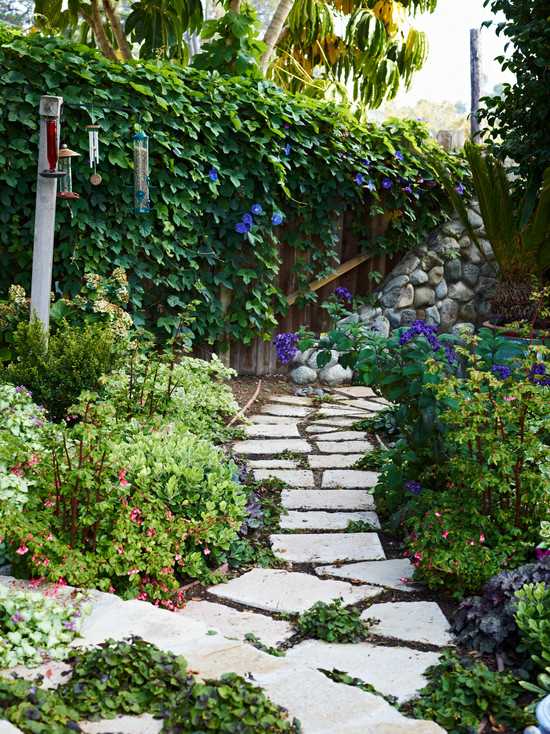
{"left": 40, "top": 118, "right": 66, "bottom": 179}
{"left": 133, "top": 130, "right": 150, "bottom": 214}
{"left": 86, "top": 124, "right": 102, "bottom": 186}
{"left": 57, "top": 144, "right": 81, "bottom": 199}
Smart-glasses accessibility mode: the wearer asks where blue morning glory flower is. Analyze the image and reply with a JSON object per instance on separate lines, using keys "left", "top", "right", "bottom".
{"left": 382, "top": 177, "right": 393, "bottom": 190}
{"left": 272, "top": 212, "right": 284, "bottom": 226}
{"left": 362, "top": 158, "right": 370, "bottom": 167}
{"left": 366, "top": 180, "right": 376, "bottom": 192}
{"left": 208, "top": 167, "right": 218, "bottom": 182}
{"left": 284, "top": 143, "right": 291, "bottom": 156}
{"left": 251, "top": 203, "right": 263, "bottom": 215}
{"left": 395, "top": 151, "right": 404, "bottom": 162}
{"left": 403, "top": 184, "right": 413, "bottom": 194}
{"left": 455, "top": 183, "right": 465, "bottom": 196}
{"left": 235, "top": 221, "right": 250, "bottom": 234}
{"left": 354, "top": 173, "right": 365, "bottom": 185}
{"left": 242, "top": 213, "right": 253, "bottom": 226}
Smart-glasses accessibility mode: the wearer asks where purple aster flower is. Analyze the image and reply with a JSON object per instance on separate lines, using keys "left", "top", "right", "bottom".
{"left": 395, "top": 151, "right": 404, "bottom": 162}
{"left": 334, "top": 287, "right": 353, "bottom": 303}
{"left": 444, "top": 343, "right": 458, "bottom": 365}
{"left": 235, "top": 221, "right": 250, "bottom": 235}
{"left": 354, "top": 173, "right": 365, "bottom": 185}
{"left": 529, "top": 362, "right": 550, "bottom": 386}
{"left": 405, "top": 480, "right": 422, "bottom": 496}
{"left": 492, "top": 364, "right": 512, "bottom": 380}
{"left": 455, "top": 183, "right": 465, "bottom": 196}
{"left": 399, "top": 320, "right": 440, "bottom": 351}
{"left": 284, "top": 143, "right": 291, "bottom": 156}
{"left": 208, "top": 167, "right": 218, "bottom": 182}
{"left": 242, "top": 213, "right": 253, "bottom": 226}
{"left": 251, "top": 203, "right": 263, "bottom": 216}
{"left": 273, "top": 332, "right": 299, "bottom": 364}
{"left": 381, "top": 177, "right": 393, "bottom": 190}
{"left": 272, "top": 212, "right": 284, "bottom": 226}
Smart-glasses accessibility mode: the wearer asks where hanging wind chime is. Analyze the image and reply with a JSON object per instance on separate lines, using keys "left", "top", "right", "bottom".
{"left": 86, "top": 123, "right": 102, "bottom": 186}
{"left": 133, "top": 130, "right": 150, "bottom": 214}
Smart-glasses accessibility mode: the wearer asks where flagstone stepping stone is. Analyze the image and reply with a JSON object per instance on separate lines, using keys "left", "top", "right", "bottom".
{"left": 248, "top": 459, "right": 298, "bottom": 469}
{"left": 244, "top": 423, "right": 300, "bottom": 438}
{"left": 345, "top": 399, "right": 388, "bottom": 412}
{"left": 249, "top": 415, "right": 300, "bottom": 425}
{"left": 317, "top": 441, "right": 374, "bottom": 454}
{"left": 270, "top": 395, "right": 314, "bottom": 406}
{"left": 0, "top": 723, "right": 23, "bottom": 734}
{"left": 315, "top": 558, "right": 417, "bottom": 592}
{"left": 233, "top": 439, "right": 311, "bottom": 455}
{"left": 309, "top": 417, "right": 361, "bottom": 427}
{"left": 308, "top": 454, "right": 363, "bottom": 469}
{"left": 179, "top": 600, "right": 294, "bottom": 646}
{"left": 285, "top": 640, "right": 441, "bottom": 703}
{"left": 80, "top": 715, "right": 162, "bottom": 734}
{"left": 363, "top": 602, "right": 453, "bottom": 647}
{"left": 254, "top": 668, "right": 445, "bottom": 734}
{"left": 253, "top": 469, "right": 314, "bottom": 487}
{"left": 282, "top": 490, "right": 375, "bottom": 511}
{"left": 270, "top": 533, "right": 385, "bottom": 564}
{"left": 262, "top": 404, "right": 313, "bottom": 417}
{"left": 280, "top": 511, "right": 380, "bottom": 531}
{"left": 316, "top": 407, "right": 368, "bottom": 418}
{"left": 209, "top": 568, "right": 380, "bottom": 614}
{"left": 332, "top": 386, "right": 377, "bottom": 398}
{"left": 310, "top": 430, "right": 369, "bottom": 442}
{"left": 322, "top": 469, "right": 379, "bottom": 488}
{"left": 305, "top": 424, "right": 340, "bottom": 433}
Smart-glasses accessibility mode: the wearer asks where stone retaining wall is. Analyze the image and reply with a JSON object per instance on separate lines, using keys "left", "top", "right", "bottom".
{"left": 289, "top": 208, "right": 497, "bottom": 386}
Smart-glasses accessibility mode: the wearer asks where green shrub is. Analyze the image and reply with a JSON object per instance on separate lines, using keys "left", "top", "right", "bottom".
{"left": 515, "top": 582, "right": 550, "bottom": 698}
{"left": 296, "top": 599, "right": 372, "bottom": 642}
{"left": 4, "top": 318, "right": 125, "bottom": 421}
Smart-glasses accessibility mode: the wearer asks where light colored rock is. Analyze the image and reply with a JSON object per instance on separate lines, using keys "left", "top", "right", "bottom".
{"left": 290, "top": 365, "right": 317, "bottom": 385}
{"left": 382, "top": 274, "right": 409, "bottom": 292}
{"left": 261, "top": 404, "right": 313, "bottom": 417}
{"left": 467, "top": 208, "right": 483, "bottom": 229}
{"left": 282, "top": 490, "right": 375, "bottom": 511}
{"left": 391, "top": 253, "right": 420, "bottom": 276}
{"left": 254, "top": 667, "right": 445, "bottom": 734}
{"left": 363, "top": 314, "right": 390, "bottom": 338}
{"left": 2, "top": 661, "right": 72, "bottom": 689}
{"left": 385, "top": 308, "right": 402, "bottom": 328}
{"left": 248, "top": 459, "right": 298, "bottom": 469}
{"left": 322, "top": 470, "right": 379, "bottom": 489}
{"left": 233, "top": 439, "right": 312, "bottom": 455}
{"left": 290, "top": 348, "right": 315, "bottom": 366}
{"left": 309, "top": 349, "right": 340, "bottom": 370}
{"left": 308, "top": 454, "right": 364, "bottom": 469}
{"left": 410, "top": 269, "right": 428, "bottom": 286}
{"left": 315, "top": 407, "right": 366, "bottom": 418}
{"left": 305, "top": 424, "right": 339, "bottom": 433}
{"left": 316, "top": 558, "right": 417, "bottom": 592}
{"left": 178, "top": 600, "right": 294, "bottom": 646}
{"left": 422, "top": 250, "right": 444, "bottom": 270}
{"left": 452, "top": 321, "right": 475, "bottom": 336}
{"left": 343, "top": 399, "right": 386, "bottom": 412}
{"left": 317, "top": 441, "right": 374, "bottom": 454}
{"left": 399, "top": 309, "right": 417, "bottom": 326}
{"left": 434, "top": 281, "right": 448, "bottom": 300}
{"left": 413, "top": 287, "right": 436, "bottom": 308}
{"left": 79, "top": 715, "right": 162, "bottom": 734}
{"left": 310, "top": 417, "right": 362, "bottom": 427}
{"left": 478, "top": 238, "right": 493, "bottom": 258}
{"left": 448, "top": 281, "right": 474, "bottom": 303}
{"left": 425, "top": 305, "right": 440, "bottom": 326}
{"left": 285, "top": 640, "right": 441, "bottom": 703}
{"left": 0, "top": 723, "right": 23, "bottom": 734}
{"left": 310, "top": 430, "right": 368, "bottom": 442}
{"left": 270, "top": 395, "right": 314, "bottom": 406}
{"left": 319, "top": 363, "right": 353, "bottom": 387}
{"left": 439, "top": 298, "right": 459, "bottom": 330}
{"left": 365, "top": 601, "right": 452, "bottom": 647}
{"left": 333, "top": 386, "right": 376, "bottom": 398}
{"left": 253, "top": 469, "right": 314, "bottom": 487}
{"left": 280, "top": 511, "right": 380, "bottom": 531}
{"left": 428, "top": 266, "right": 444, "bottom": 286}
{"left": 270, "top": 533, "right": 385, "bottom": 563}
{"left": 209, "top": 568, "right": 380, "bottom": 614}
{"left": 395, "top": 284, "right": 415, "bottom": 308}
{"left": 249, "top": 415, "right": 300, "bottom": 425}
{"left": 245, "top": 423, "right": 300, "bottom": 438}
{"left": 380, "top": 283, "right": 414, "bottom": 309}
{"left": 462, "top": 263, "right": 480, "bottom": 287}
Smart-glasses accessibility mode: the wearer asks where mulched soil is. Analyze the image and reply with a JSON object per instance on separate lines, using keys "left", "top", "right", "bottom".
{"left": 228, "top": 375, "right": 296, "bottom": 414}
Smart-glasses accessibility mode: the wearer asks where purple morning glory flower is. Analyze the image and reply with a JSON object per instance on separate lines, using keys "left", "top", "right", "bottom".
{"left": 361, "top": 158, "right": 371, "bottom": 167}
{"left": 354, "top": 173, "right": 365, "bottom": 185}
{"left": 381, "top": 177, "right": 393, "bottom": 190}
{"left": 284, "top": 143, "right": 291, "bottom": 156}
{"left": 335, "top": 287, "right": 353, "bottom": 303}
{"left": 455, "top": 183, "right": 465, "bottom": 196}
{"left": 395, "top": 151, "right": 404, "bottom": 162}
{"left": 366, "top": 180, "right": 376, "bottom": 192}
{"left": 251, "top": 203, "right": 263, "bottom": 215}
{"left": 403, "top": 184, "right": 413, "bottom": 194}
{"left": 208, "top": 167, "right": 218, "bottom": 182}
{"left": 492, "top": 364, "right": 512, "bottom": 380}
{"left": 235, "top": 221, "right": 250, "bottom": 234}
{"left": 405, "top": 480, "right": 422, "bottom": 496}
{"left": 273, "top": 332, "right": 299, "bottom": 364}
{"left": 272, "top": 212, "right": 283, "bottom": 226}
{"left": 242, "top": 213, "right": 253, "bottom": 226}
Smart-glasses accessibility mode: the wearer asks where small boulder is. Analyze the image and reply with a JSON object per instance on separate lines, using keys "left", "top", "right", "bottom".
{"left": 319, "top": 363, "right": 353, "bottom": 386}
{"left": 290, "top": 365, "right": 317, "bottom": 385}
{"left": 413, "top": 287, "right": 436, "bottom": 308}
{"left": 428, "top": 266, "right": 444, "bottom": 286}
{"left": 410, "top": 269, "right": 429, "bottom": 286}
{"left": 444, "top": 258, "right": 462, "bottom": 283}
{"left": 448, "top": 281, "right": 475, "bottom": 303}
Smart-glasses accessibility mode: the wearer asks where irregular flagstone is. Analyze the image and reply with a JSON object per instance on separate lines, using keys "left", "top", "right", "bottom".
{"left": 364, "top": 602, "right": 453, "bottom": 647}
{"left": 209, "top": 568, "right": 381, "bottom": 614}
{"left": 315, "top": 558, "right": 417, "bottom": 592}
{"left": 270, "top": 395, "right": 314, "bottom": 406}
{"left": 270, "top": 533, "right": 385, "bottom": 564}
{"left": 253, "top": 469, "right": 314, "bottom": 487}
{"left": 79, "top": 715, "right": 162, "bottom": 734}
{"left": 332, "top": 386, "right": 377, "bottom": 398}
{"left": 305, "top": 424, "right": 340, "bottom": 433}
{"left": 317, "top": 441, "right": 374, "bottom": 454}
{"left": 282, "top": 490, "right": 375, "bottom": 511}
{"left": 285, "top": 640, "right": 441, "bottom": 703}
{"left": 0, "top": 723, "right": 23, "bottom": 734}
{"left": 249, "top": 415, "right": 300, "bottom": 425}
{"left": 244, "top": 423, "right": 300, "bottom": 438}
{"left": 178, "top": 600, "right": 294, "bottom": 646}
{"left": 322, "top": 469, "right": 379, "bottom": 488}
{"left": 233, "top": 439, "right": 311, "bottom": 455}
{"left": 308, "top": 454, "right": 364, "bottom": 469}
{"left": 248, "top": 459, "right": 298, "bottom": 469}
{"left": 344, "top": 399, "right": 388, "bottom": 412}
{"left": 254, "top": 668, "right": 445, "bottom": 734}
{"left": 261, "top": 404, "right": 313, "bottom": 418}
{"left": 310, "top": 431, "right": 369, "bottom": 442}
{"left": 280, "top": 511, "right": 380, "bottom": 531}
{"left": 316, "top": 407, "right": 369, "bottom": 418}
{"left": 309, "top": 417, "right": 361, "bottom": 428}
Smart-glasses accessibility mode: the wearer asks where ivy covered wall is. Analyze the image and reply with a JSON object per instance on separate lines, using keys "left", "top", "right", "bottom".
{"left": 0, "top": 27, "right": 467, "bottom": 345}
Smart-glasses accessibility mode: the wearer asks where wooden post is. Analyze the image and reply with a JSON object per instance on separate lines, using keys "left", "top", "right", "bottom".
{"left": 219, "top": 285, "right": 232, "bottom": 367}
{"left": 30, "top": 95, "right": 63, "bottom": 332}
{"left": 470, "top": 29, "right": 481, "bottom": 141}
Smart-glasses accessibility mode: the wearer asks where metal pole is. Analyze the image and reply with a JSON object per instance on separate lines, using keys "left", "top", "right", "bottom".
{"left": 470, "top": 29, "right": 481, "bottom": 141}
{"left": 30, "top": 95, "right": 63, "bottom": 332}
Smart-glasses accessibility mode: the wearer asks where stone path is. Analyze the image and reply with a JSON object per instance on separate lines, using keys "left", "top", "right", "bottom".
{"left": 0, "top": 389, "right": 451, "bottom": 734}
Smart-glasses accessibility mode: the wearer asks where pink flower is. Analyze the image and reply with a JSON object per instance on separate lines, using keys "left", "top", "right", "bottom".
{"left": 469, "top": 540, "right": 475, "bottom": 546}
{"left": 118, "top": 469, "right": 130, "bottom": 488}
{"left": 27, "top": 454, "right": 40, "bottom": 467}
{"left": 16, "top": 544, "right": 29, "bottom": 555}
{"left": 129, "top": 508, "right": 142, "bottom": 524}
{"left": 10, "top": 466, "right": 24, "bottom": 477}
{"left": 503, "top": 396, "right": 516, "bottom": 402}
{"left": 44, "top": 499, "right": 55, "bottom": 508}
{"left": 479, "top": 533, "right": 485, "bottom": 543}
{"left": 413, "top": 552, "right": 422, "bottom": 563}
{"left": 108, "top": 585, "right": 116, "bottom": 593}
{"left": 441, "top": 530, "right": 449, "bottom": 539}
{"left": 399, "top": 577, "right": 412, "bottom": 584}
{"left": 434, "top": 511, "right": 442, "bottom": 518}
{"left": 46, "top": 533, "right": 54, "bottom": 541}
{"left": 203, "top": 548, "right": 211, "bottom": 556}
{"left": 137, "top": 592, "right": 148, "bottom": 601}
{"left": 146, "top": 528, "right": 156, "bottom": 537}
{"left": 116, "top": 545, "right": 124, "bottom": 555}
{"left": 160, "top": 566, "right": 172, "bottom": 575}
{"left": 127, "top": 568, "right": 140, "bottom": 576}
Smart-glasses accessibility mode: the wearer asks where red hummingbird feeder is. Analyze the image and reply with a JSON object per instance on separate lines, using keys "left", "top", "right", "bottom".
{"left": 40, "top": 119, "right": 67, "bottom": 180}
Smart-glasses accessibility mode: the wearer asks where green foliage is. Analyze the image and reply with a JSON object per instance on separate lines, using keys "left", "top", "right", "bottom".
{"left": 479, "top": 0, "right": 550, "bottom": 191}
{"left": 125, "top": 0, "right": 203, "bottom": 60}
{"left": 244, "top": 632, "right": 286, "bottom": 657}
{"left": 0, "top": 30, "right": 465, "bottom": 345}
{"left": 345, "top": 519, "right": 378, "bottom": 532}
{"left": 4, "top": 317, "right": 125, "bottom": 422}
{"left": 0, "top": 677, "right": 81, "bottom": 733}
{"left": 0, "top": 585, "right": 88, "bottom": 669}
{"left": 319, "top": 668, "right": 398, "bottom": 707}
{"left": 296, "top": 599, "right": 372, "bottom": 642}
{"left": 353, "top": 446, "right": 387, "bottom": 471}
{"left": 515, "top": 582, "right": 550, "bottom": 698}
{"left": 409, "top": 651, "right": 533, "bottom": 734}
